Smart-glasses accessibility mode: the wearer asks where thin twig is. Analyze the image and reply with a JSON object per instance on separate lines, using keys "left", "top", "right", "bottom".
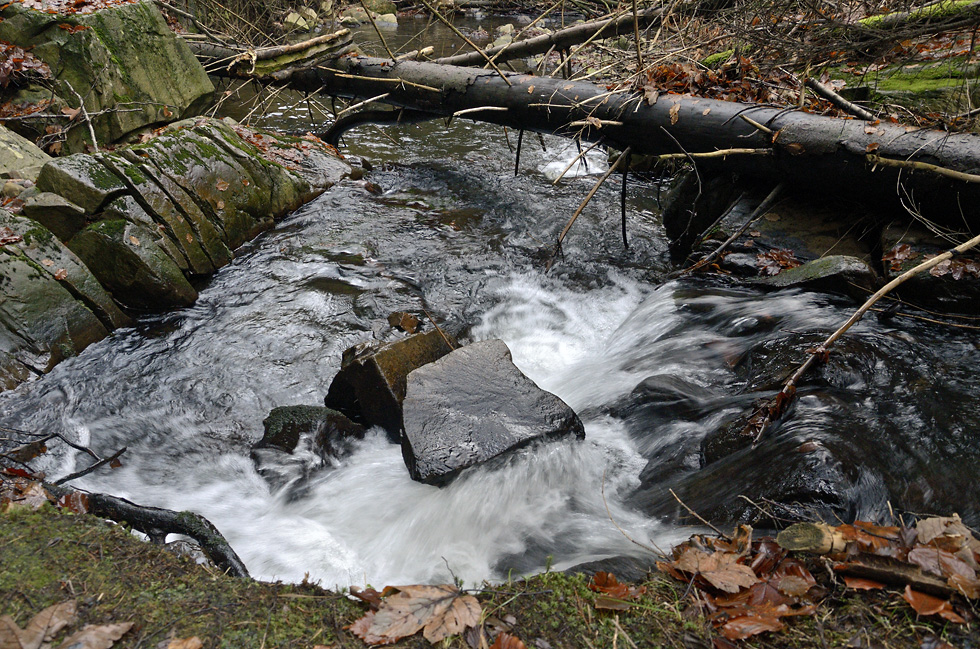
{"left": 418, "top": 0, "right": 512, "bottom": 85}
{"left": 548, "top": 146, "right": 631, "bottom": 268}
{"left": 868, "top": 153, "right": 980, "bottom": 184}
{"left": 54, "top": 447, "right": 127, "bottom": 486}
{"left": 357, "top": 0, "right": 398, "bottom": 61}
{"left": 669, "top": 488, "right": 728, "bottom": 539}
{"left": 677, "top": 182, "right": 785, "bottom": 275}
{"left": 750, "top": 228, "right": 980, "bottom": 445}
{"left": 422, "top": 308, "right": 456, "bottom": 350}
{"left": 601, "top": 469, "right": 663, "bottom": 556}
{"left": 805, "top": 78, "right": 875, "bottom": 120}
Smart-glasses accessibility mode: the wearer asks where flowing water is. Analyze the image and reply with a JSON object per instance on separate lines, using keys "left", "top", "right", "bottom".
{"left": 3, "top": 17, "right": 980, "bottom": 588}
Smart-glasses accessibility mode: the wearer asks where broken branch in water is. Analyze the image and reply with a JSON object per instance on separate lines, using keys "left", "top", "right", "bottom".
{"left": 746, "top": 229, "right": 980, "bottom": 444}
{"left": 676, "top": 182, "right": 784, "bottom": 276}
{"left": 867, "top": 153, "right": 980, "bottom": 184}
{"left": 547, "top": 146, "right": 632, "bottom": 270}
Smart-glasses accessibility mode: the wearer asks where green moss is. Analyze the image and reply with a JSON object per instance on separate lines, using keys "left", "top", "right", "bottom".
{"left": 88, "top": 219, "right": 128, "bottom": 238}
{"left": 859, "top": 0, "right": 980, "bottom": 27}
{"left": 701, "top": 49, "right": 734, "bottom": 68}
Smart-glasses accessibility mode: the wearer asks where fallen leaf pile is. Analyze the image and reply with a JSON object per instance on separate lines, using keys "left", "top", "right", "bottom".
{"left": 231, "top": 125, "right": 338, "bottom": 171}
{"left": 756, "top": 248, "right": 802, "bottom": 276}
{"left": 0, "top": 470, "right": 90, "bottom": 514}
{"left": 0, "top": 41, "right": 51, "bottom": 88}
{"left": 784, "top": 517, "right": 980, "bottom": 617}
{"left": 638, "top": 58, "right": 843, "bottom": 117}
{"left": 650, "top": 516, "right": 980, "bottom": 641}
{"left": 8, "top": 0, "right": 141, "bottom": 16}
{"left": 0, "top": 599, "right": 133, "bottom": 649}
{"left": 881, "top": 243, "right": 980, "bottom": 279}
{"left": 657, "top": 525, "right": 819, "bottom": 640}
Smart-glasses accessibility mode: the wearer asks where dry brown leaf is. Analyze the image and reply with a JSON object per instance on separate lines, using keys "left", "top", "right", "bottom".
{"left": 0, "top": 600, "right": 76, "bottom": 649}
{"left": 949, "top": 573, "right": 980, "bottom": 599}
{"left": 349, "top": 584, "right": 480, "bottom": 646}
{"left": 55, "top": 622, "right": 133, "bottom": 649}
{"left": 775, "top": 575, "right": 812, "bottom": 597}
{"left": 216, "top": 200, "right": 225, "bottom": 210}
{"left": 719, "top": 614, "right": 784, "bottom": 640}
{"left": 489, "top": 632, "right": 527, "bottom": 649}
{"left": 215, "top": 180, "right": 230, "bottom": 191}
{"left": 41, "top": 259, "right": 54, "bottom": 266}
{"left": 594, "top": 595, "right": 632, "bottom": 611}
{"left": 54, "top": 269, "right": 68, "bottom": 280}
{"left": 166, "top": 636, "right": 203, "bottom": 649}
{"left": 843, "top": 576, "right": 885, "bottom": 590}
{"left": 128, "top": 235, "right": 140, "bottom": 247}
{"left": 908, "top": 547, "right": 975, "bottom": 579}
{"left": 903, "top": 586, "right": 964, "bottom": 623}
{"left": 673, "top": 548, "right": 759, "bottom": 593}
{"left": 669, "top": 103, "right": 681, "bottom": 125}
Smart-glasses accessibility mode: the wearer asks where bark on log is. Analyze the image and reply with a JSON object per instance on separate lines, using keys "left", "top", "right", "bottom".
{"left": 188, "top": 34, "right": 980, "bottom": 224}
{"left": 280, "top": 57, "right": 980, "bottom": 225}
{"left": 433, "top": 7, "right": 664, "bottom": 67}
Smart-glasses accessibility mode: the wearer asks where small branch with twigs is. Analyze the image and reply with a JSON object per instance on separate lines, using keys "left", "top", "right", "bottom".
{"left": 744, "top": 228, "right": 980, "bottom": 445}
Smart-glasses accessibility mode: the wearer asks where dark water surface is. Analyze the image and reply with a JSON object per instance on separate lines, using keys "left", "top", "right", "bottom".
{"left": 2, "top": 18, "right": 979, "bottom": 586}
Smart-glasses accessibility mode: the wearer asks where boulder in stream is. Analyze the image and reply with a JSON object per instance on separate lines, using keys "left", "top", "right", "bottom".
{"left": 324, "top": 329, "right": 458, "bottom": 438}
{"left": 401, "top": 339, "right": 585, "bottom": 485}
{"left": 251, "top": 405, "right": 366, "bottom": 494}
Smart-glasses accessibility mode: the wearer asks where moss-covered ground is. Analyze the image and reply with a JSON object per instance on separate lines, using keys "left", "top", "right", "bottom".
{"left": 2, "top": 505, "right": 975, "bottom": 649}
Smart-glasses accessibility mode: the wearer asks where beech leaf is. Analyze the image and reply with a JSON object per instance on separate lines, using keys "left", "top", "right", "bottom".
{"left": 166, "top": 636, "right": 204, "bottom": 649}
{"left": 719, "top": 614, "right": 784, "bottom": 640}
{"left": 54, "top": 622, "right": 133, "bottom": 649}
{"left": 0, "top": 600, "right": 76, "bottom": 649}
{"left": 843, "top": 576, "right": 885, "bottom": 590}
{"left": 903, "top": 586, "right": 965, "bottom": 623}
{"left": 489, "top": 632, "right": 527, "bottom": 649}
{"left": 349, "top": 585, "right": 481, "bottom": 646}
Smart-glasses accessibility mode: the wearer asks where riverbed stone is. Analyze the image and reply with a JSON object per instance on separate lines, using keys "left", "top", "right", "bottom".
{"left": 256, "top": 405, "right": 365, "bottom": 454}
{"left": 67, "top": 219, "right": 198, "bottom": 310}
{"left": 0, "top": 249, "right": 109, "bottom": 377}
{"left": 879, "top": 222, "right": 980, "bottom": 313}
{"left": 0, "top": 210, "right": 128, "bottom": 331}
{"left": 100, "top": 195, "right": 191, "bottom": 271}
{"left": 324, "top": 329, "right": 458, "bottom": 438}
{"left": 0, "top": 1, "right": 214, "bottom": 153}
{"left": 401, "top": 339, "right": 586, "bottom": 485}
{"left": 0, "top": 126, "right": 51, "bottom": 180}
{"left": 96, "top": 155, "right": 216, "bottom": 275}
{"left": 755, "top": 254, "right": 878, "bottom": 299}
{"left": 20, "top": 192, "right": 89, "bottom": 242}
{"left": 35, "top": 154, "right": 128, "bottom": 216}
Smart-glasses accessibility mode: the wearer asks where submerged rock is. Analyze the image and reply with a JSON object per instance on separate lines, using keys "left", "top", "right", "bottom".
{"left": 756, "top": 255, "right": 878, "bottom": 299}
{"left": 256, "top": 405, "right": 365, "bottom": 455}
{"left": 401, "top": 339, "right": 585, "bottom": 485}
{"left": 251, "top": 405, "right": 365, "bottom": 493}
{"left": 324, "top": 329, "right": 458, "bottom": 438}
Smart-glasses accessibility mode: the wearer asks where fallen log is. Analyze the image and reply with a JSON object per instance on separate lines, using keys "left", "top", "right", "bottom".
{"left": 189, "top": 44, "right": 980, "bottom": 225}
{"left": 433, "top": 6, "right": 665, "bottom": 67}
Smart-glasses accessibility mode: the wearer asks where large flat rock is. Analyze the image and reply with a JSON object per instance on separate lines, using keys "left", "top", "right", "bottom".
{"left": 401, "top": 339, "right": 585, "bottom": 485}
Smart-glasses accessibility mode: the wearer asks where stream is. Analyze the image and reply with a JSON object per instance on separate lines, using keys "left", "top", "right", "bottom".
{"left": 2, "top": 16, "right": 980, "bottom": 588}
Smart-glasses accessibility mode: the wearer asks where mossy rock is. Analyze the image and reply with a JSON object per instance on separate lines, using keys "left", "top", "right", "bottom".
{"left": 95, "top": 154, "right": 217, "bottom": 275}
{"left": 101, "top": 194, "right": 191, "bottom": 271}
{"left": 20, "top": 191, "right": 88, "bottom": 241}
{"left": 0, "top": 125, "right": 51, "bottom": 178}
{"left": 0, "top": 248, "right": 109, "bottom": 379}
{"left": 67, "top": 219, "right": 197, "bottom": 310}
{"left": 0, "top": 1, "right": 214, "bottom": 153}
{"left": 756, "top": 255, "right": 879, "bottom": 299}
{"left": 832, "top": 55, "right": 980, "bottom": 114}
{"left": 35, "top": 154, "right": 128, "bottom": 215}
{"left": 1, "top": 209, "right": 129, "bottom": 330}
